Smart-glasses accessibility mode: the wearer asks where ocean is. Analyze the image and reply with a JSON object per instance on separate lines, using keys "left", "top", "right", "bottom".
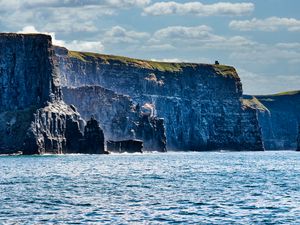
{"left": 0, "top": 151, "right": 299, "bottom": 224}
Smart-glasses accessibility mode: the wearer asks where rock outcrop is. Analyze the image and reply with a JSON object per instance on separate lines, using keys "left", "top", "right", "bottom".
{"left": 0, "top": 34, "right": 105, "bottom": 154}
{"left": 83, "top": 117, "right": 106, "bottom": 154}
{"left": 107, "top": 140, "right": 143, "bottom": 153}
{"left": 56, "top": 48, "right": 264, "bottom": 151}
{"left": 62, "top": 86, "right": 166, "bottom": 152}
{"left": 244, "top": 91, "right": 300, "bottom": 150}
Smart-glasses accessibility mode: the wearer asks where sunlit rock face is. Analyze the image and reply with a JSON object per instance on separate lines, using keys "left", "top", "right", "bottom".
{"left": 56, "top": 47, "right": 263, "bottom": 151}
{"left": 62, "top": 86, "right": 166, "bottom": 152}
{"left": 0, "top": 34, "right": 105, "bottom": 154}
{"left": 248, "top": 91, "right": 300, "bottom": 150}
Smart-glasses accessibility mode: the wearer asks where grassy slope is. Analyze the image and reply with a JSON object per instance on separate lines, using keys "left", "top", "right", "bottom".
{"left": 67, "top": 50, "right": 239, "bottom": 78}
{"left": 255, "top": 90, "right": 300, "bottom": 103}
{"left": 250, "top": 90, "right": 300, "bottom": 114}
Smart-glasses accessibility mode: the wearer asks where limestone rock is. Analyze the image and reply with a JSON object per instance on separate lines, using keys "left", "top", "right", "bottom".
{"left": 0, "top": 34, "right": 105, "bottom": 154}
{"left": 62, "top": 86, "right": 167, "bottom": 152}
{"left": 56, "top": 47, "right": 264, "bottom": 151}
{"left": 245, "top": 91, "right": 300, "bottom": 150}
{"left": 107, "top": 140, "right": 143, "bottom": 153}
{"left": 83, "top": 117, "right": 106, "bottom": 154}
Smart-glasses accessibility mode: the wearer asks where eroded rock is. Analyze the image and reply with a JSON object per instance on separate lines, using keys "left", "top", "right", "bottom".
{"left": 107, "top": 140, "right": 143, "bottom": 153}
{"left": 244, "top": 91, "right": 300, "bottom": 150}
{"left": 0, "top": 34, "right": 105, "bottom": 154}
{"left": 56, "top": 48, "right": 264, "bottom": 151}
{"left": 62, "top": 86, "right": 167, "bottom": 152}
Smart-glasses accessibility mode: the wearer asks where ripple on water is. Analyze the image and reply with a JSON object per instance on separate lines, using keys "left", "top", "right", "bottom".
{"left": 0, "top": 151, "right": 300, "bottom": 224}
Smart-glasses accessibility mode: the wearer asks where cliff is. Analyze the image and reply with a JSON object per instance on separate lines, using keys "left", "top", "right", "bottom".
{"left": 62, "top": 86, "right": 166, "bottom": 152}
{"left": 0, "top": 34, "right": 105, "bottom": 154}
{"left": 244, "top": 91, "right": 300, "bottom": 150}
{"left": 107, "top": 140, "right": 143, "bottom": 153}
{"left": 56, "top": 48, "right": 264, "bottom": 151}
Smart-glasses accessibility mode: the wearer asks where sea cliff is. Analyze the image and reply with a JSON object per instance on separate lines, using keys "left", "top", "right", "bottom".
{"left": 56, "top": 48, "right": 264, "bottom": 151}
{"left": 0, "top": 34, "right": 105, "bottom": 154}
{"left": 0, "top": 34, "right": 267, "bottom": 153}
{"left": 62, "top": 86, "right": 166, "bottom": 152}
{"left": 244, "top": 91, "right": 300, "bottom": 150}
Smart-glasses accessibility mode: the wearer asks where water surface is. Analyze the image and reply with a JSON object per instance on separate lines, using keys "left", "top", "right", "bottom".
{"left": 0, "top": 151, "right": 300, "bottom": 224}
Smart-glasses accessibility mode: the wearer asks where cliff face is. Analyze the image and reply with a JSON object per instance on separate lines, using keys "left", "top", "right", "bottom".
{"left": 56, "top": 49, "right": 263, "bottom": 151}
{"left": 248, "top": 91, "right": 300, "bottom": 150}
{"left": 62, "top": 86, "right": 166, "bottom": 152}
{"left": 0, "top": 34, "right": 104, "bottom": 154}
{"left": 0, "top": 34, "right": 61, "bottom": 112}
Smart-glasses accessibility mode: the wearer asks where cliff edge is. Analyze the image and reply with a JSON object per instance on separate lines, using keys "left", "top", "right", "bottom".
{"left": 244, "top": 91, "right": 300, "bottom": 150}
{"left": 0, "top": 34, "right": 105, "bottom": 154}
{"left": 56, "top": 48, "right": 264, "bottom": 151}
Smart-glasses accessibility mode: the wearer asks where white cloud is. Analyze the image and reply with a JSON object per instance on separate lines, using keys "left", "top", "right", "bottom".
{"left": 150, "top": 25, "right": 255, "bottom": 50}
{"left": 229, "top": 17, "right": 300, "bottom": 32}
{"left": 153, "top": 25, "right": 223, "bottom": 42}
{"left": 106, "top": 0, "right": 151, "bottom": 7}
{"left": 1, "top": 0, "right": 151, "bottom": 10}
{"left": 201, "top": 35, "right": 256, "bottom": 49}
{"left": 64, "top": 40, "right": 104, "bottom": 53}
{"left": 276, "top": 42, "right": 300, "bottom": 49}
{"left": 143, "top": 1, "right": 254, "bottom": 16}
{"left": 230, "top": 45, "right": 300, "bottom": 65}
{"left": 237, "top": 68, "right": 300, "bottom": 95}
{"left": 17, "top": 26, "right": 104, "bottom": 53}
{"left": 151, "top": 58, "right": 183, "bottom": 63}
{"left": 18, "top": 25, "right": 38, "bottom": 33}
{"left": 141, "top": 43, "right": 176, "bottom": 51}
{"left": 103, "top": 26, "right": 149, "bottom": 44}
{"left": 0, "top": 0, "right": 151, "bottom": 34}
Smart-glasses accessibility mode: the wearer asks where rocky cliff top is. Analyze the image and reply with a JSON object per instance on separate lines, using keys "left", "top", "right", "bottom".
{"left": 0, "top": 33, "right": 61, "bottom": 112}
{"left": 0, "top": 33, "right": 50, "bottom": 37}
{"left": 254, "top": 90, "right": 300, "bottom": 116}
{"left": 55, "top": 46, "right": 239, "bottom": 79}
{"left": 258, "top": 90, "right": 300, "bottom": 97}
{"left": 244, "top": 90, "right": 300, "bottom": 150}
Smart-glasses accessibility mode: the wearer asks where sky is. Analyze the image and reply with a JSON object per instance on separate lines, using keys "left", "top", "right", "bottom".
{"left": 0, "top": 0, "right": 299, "bottom": 95}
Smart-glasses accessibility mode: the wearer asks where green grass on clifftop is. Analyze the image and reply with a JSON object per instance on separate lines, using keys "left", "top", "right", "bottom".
{"left": 67, "top": 50, "right": 238, "bottom": 78}
{"left": 68, "top": 51, "right": 197, "bottom": 72}
{"left": 255, "top": 90, "right": 300, "bottom": 102}
{"left": 212, "top": 64, "right": 239, "bottom": 78}
{"left": 269, "top": 90, "right": 300, "bottom": 96}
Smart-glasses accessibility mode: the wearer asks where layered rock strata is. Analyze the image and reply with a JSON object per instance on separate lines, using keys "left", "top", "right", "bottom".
{"left": 56, "top": 48, "right": 264, "bottom": 151}
{"left": 62, "top": 86, "right": 166, "bottom": 152}
{"left": 0, "top": 34, "right": 105, "bottom": 154}
{"left": 244, "top": 91, "right": 300, "bottom": 150}
{"left": 83, "top": 117, "right": 106, "bottom": 154}
{"left": 107, "top": 140, "right": 143, "bottom": 153}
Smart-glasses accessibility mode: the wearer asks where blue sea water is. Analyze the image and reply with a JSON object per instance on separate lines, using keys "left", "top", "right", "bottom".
{"left": 0, "top": 151, "right": 300, "bottom": 224}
